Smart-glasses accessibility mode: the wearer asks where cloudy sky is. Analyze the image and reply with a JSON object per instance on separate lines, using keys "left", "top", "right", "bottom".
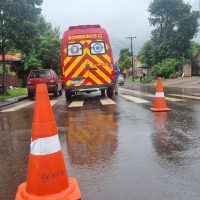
{"left": 41, "top": 0, "right": 200, "bottom": 60}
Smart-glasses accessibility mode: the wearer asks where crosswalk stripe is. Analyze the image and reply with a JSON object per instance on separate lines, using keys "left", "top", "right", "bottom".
{"left": 120, "top": 94, "right": 150, "bottom": 104}
{"left": 1, "top": 99, "right": 61, "bottom": 112}
{"left": 69, "top": 100, "right": 84, "bottom": 108}
{"left": 169, "top": 94, "right": 200, "bottom": 100}
{"left": 191, "top": 93, "right": 200, "bottom": 96}
{"left": 120, "top": 88, "right": 185, "bottom": 102}
{"left": 100, "top": 97, "right": 116, "bottom": 105}
{"left": 165, "top": 97, "right": 185, "bottom": 102}
{"left": 1, "top": 101, "right": 34, "bottom": 112}
{"left": 50, "top": 99, "right": 60, "bottom": 106}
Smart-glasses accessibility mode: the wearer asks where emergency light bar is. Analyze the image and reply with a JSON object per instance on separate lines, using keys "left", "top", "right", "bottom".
{"left": 68, "top": 25, "right": 101, "bottom": 30}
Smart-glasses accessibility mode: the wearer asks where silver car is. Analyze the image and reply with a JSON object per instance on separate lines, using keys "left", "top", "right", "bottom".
{"left": 118, "top": 74, "right": 125, "bottom": 86}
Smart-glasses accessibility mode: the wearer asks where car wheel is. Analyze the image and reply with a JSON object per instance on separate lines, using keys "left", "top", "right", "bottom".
{"left": 54, "top": 86, "right": 58, "bottom": 97}
{"left": 107, "top": 87, "right": 113, "bottom": 98}
{"left": 59, "top": 89, "right": 62, "bottom": 96}
{"left": 65, "top": 90, "right": 72, "bottom": 101}
{"left": 101, "top": 89, "right": 105, "bottom": 97}
{"left": 28, "top": 93, "right": 34, "bottom": 99}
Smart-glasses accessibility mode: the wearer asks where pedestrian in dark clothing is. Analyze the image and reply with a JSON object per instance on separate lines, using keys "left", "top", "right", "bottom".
{"left": 114, "top": 64, "right": 120, "bottom": 94}
{"left": 139, "top": 73, "right": 143, "bottom": 82}
{"left": 143, "top": 72, "right": 146, "bottom": 79}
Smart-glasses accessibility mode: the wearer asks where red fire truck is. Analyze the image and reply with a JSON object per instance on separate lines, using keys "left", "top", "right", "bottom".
{"left": 61, "top": 25, "right": 115, "bottom": 100}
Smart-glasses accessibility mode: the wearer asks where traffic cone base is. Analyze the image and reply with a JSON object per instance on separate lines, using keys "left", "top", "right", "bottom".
{"left": 16, "top": 178, "right": 81, "bottom": 200}
{"left": 150, "top": 77, "right": 171, "bottom": 112}
{"left": 150, "top": 107, "right": 171, "bottom": 112}
{"left": 150, "top": 97, "right": 171, "bottom": 112}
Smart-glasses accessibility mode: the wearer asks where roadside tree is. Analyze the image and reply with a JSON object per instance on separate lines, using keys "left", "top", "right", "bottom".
{"left": 0, "top": 0, "right": 43, "bottom": 92}
{"left": 138, "top": 40, "right": 154, "bottom": 66}
{"left": 148, "top": 0, "right": 200, "bottom": 62}
{"left": 118, "top": 48, "right": 131, "bottom": 71}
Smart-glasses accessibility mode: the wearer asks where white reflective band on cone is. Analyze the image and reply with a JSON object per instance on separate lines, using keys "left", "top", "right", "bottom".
{"left": 155, "top": 92, "right": 165, "bottom": 97}
{"left": 31, "top": 134, "right": 61, "bottom": 155}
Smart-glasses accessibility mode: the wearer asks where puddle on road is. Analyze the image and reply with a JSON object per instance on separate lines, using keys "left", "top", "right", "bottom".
{"left": 65, "top": 108, "right": 119, "bottom": 166}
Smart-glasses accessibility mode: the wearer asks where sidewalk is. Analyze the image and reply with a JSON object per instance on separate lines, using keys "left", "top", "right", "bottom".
{"left": 0, "top": 95, "right": 28, "bottom": 108}
{"left": 125, "top": 76, "right": 200, "bottom": 95}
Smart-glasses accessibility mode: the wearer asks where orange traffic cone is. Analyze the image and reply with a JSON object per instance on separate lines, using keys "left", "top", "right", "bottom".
{"left": 150, "top": 77, "right": 171, "bottom": 112}
{"left": 15, "top": 84, "right": 81, "bottom": 200}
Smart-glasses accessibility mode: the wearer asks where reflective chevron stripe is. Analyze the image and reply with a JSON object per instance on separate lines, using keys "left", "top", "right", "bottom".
{"left": 156, "top": 92, "right": 165, "bottom": 97}
{"left": 63, "top": 40, "right": 113, "bottom": 87}
{"left": 31, "top": 134, "right": 61, "bottom": 155}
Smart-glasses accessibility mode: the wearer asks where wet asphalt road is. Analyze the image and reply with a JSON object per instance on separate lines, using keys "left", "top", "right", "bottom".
{"left": 0, "top": 87, "right": 200, "bottom": 200}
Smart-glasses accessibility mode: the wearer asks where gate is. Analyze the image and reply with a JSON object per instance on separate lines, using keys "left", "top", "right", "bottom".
{"left": 192, "top": 60, "right": 200, "bottom": 76}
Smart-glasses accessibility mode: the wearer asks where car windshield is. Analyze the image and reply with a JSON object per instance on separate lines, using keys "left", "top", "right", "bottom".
{"left": 30, "top": 70, "right": 51, "bottom": 78}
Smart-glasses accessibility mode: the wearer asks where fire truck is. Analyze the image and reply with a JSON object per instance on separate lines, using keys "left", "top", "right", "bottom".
{"left": 61, "top": 25, "right": 115, "bottom": 100}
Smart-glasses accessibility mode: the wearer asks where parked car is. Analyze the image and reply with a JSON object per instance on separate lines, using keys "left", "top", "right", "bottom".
{"left": 118, "top": 74, "right": 125, "bottom": 86}
{"left": 27, "top": 69, "right": 62, "bottom": 99}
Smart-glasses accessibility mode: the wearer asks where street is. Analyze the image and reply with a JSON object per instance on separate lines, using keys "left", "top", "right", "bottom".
{"left": 0, "top": 87, "right": 200, "bottom": 200}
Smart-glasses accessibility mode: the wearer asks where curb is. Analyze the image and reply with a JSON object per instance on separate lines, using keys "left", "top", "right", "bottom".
{"left": 0, "top": 95, "right": 28, "bottom": 108}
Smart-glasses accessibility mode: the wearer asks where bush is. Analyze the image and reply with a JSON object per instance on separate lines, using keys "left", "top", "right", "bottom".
{"left": 169, "top": 72, "right": 180, "bottom": 79}
{"left": 152, "top": 58, "right": 181, "bottom": 78}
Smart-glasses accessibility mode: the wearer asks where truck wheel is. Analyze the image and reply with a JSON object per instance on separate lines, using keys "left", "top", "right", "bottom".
{"left": 59, "top": 89, "right": 62, "bottom": 96}
{"left": 65, "top": 90, "right": 72, "bottom": 101}
{"left": 101, "top": 89, "right": 105, "bottom": 97}
{"left": 54, "top": 86, "right": 58, "bottom": 97}
{"left": 28, "top": 93, "right": 34, "bottom": 99}
{"left": 107, "top": 87, "right": 113, "bottom": 98}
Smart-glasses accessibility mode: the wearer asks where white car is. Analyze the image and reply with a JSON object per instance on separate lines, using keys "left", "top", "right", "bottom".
{"left": 118, "top": 74, "right": 125, "bottom": 85}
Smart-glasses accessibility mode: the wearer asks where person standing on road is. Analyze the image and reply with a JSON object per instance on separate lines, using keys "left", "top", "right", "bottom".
{"left": 139, "top": 72, "right": 143, "bottom": 82}
{"left": 114, "top": 63, "right": 120, "bottom": 94}
{"left": 143, "top": 72, "right": 146, "bottom": 81}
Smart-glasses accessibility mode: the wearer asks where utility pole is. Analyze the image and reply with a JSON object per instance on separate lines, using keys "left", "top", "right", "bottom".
{"left": 0, "top": 9, "right": 6, "bottom": 93}
{"left": 126, "top": 36, "right": 136, "bottom": 82}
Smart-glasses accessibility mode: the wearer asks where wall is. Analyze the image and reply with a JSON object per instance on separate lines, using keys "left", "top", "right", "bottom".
{"left": 0, "top": 76, "right": 20, "bottom": 88}
{"left": 183, "top": 62, "right": 192, "bottom": 77}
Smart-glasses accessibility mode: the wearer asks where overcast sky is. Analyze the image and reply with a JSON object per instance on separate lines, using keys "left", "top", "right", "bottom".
{"left": 41, "top": 0, "right": 200, "bottom": 60}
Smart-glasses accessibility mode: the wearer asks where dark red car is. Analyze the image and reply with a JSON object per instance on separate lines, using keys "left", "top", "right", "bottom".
{"left": 27, "top": 69, "right": 62, "bottom": 99}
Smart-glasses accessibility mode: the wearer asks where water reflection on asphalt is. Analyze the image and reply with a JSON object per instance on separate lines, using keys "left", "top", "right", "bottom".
{"left": 1, "top": 90, "right": 200, "bottom": 199}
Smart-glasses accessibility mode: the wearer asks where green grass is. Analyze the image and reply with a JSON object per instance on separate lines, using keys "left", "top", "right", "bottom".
{"left": 125, "top": 76, "right": 154, "bottom": 84}
{"left": 0, "top": 88, "right": 27, "bottom": 100}
{"left": 125, "top": 76, "right": 141, "bottom": 84}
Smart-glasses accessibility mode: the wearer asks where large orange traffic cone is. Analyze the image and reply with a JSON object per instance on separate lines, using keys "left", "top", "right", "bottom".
{"left": 150, "top": 77, "right": 171, "bottom": 112}
{"left": 15, "top": 84, "right": 81, "bottom": 200}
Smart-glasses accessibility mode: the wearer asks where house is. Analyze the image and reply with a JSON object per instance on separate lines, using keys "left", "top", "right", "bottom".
{"left": 128, "top": 56, "right": 151, "bottom": 77}
{"left": 0, "top": 53, "right": 21, "bottom": 89}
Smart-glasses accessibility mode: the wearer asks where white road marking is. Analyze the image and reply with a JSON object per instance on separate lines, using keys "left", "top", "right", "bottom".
{"left": 100, "top": 98, "right": 116, "bottom": 105}
{"left": 120, "top": 88, "right": 185, "bottom": 102}
{"left": 1, "top": 101, "right": 34, "bottom": 112}
{"left": 1, "top": 99, "right": 60, "bottom": 112}
{"left": 69, "top": 100, "right": 84, "bottom": 108}
{"left": 50, "top": 99, "right": 60, "bottom": 106}
{"left": 169, "top": 94, "right": 200, "bottom": 100}
{"left": 120, "top": 95, "right": 150, "bottom": 104}
{"left": 190, "top": 93, "right": 200, "bottom": 96}
{"left": 120, "top": 88, "right": 149, "bottom": 96}
{"left": 165, "top": 97, "right": 185, "bottom": 102}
